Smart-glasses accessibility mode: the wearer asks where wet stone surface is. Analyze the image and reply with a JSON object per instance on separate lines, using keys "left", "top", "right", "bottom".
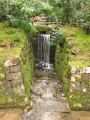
{"left": 22, "top": 69, "right": 69, "bottom": 120}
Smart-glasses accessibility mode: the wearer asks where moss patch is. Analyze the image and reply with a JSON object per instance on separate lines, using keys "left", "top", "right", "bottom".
{"left": 55, "top": 44, "right": 71, "bottom": 99}
{"left": 35, "top": 73, "right": 44, "bottom": 78}
{"left": 61, "top": 26, "right": 90, "bottom": 67}
{"left": 70, "top": 91, "right": 90, "bottom": 110}
{"left": 20, "top": 40, "right": 34, "bottom": 103}
{"left": 0, "top": 92, "right": 8, "bottom": 104}
{"left": 35, "top": 24, "right": 51, "bottom": 33}
{"left": 11, "top": 94, "right": 25, "bottom": 103}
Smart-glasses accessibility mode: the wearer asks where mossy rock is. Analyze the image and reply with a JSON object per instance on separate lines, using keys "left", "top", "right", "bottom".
{"left": 11, "top": 94, "right": 25, "bottom": 103}
{"left": 47, "top": 73, "right": 55, "bottom": 78}
{"left": 0, "top": 92, "right": 9, "bottom": 104}
{"left": 35, "top": 25, "right": 51, "bottom": 33}
{"left": 35, "top": 73, "right": 44, "bottom": 78}
{"left": 0, "top": 73, "right": 5, "bottom": 82}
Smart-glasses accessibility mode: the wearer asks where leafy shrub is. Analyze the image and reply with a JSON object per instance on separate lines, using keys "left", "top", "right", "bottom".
{"left": 13, "top": 33, "right": 21, "bottom": 43}
{"left": 6, "top": 15, "right": 19, "bottom": 27}
{"left": 50, "top": 29, "right": 66, "bottom": 46}
{"left": 46, "top": 13, "right": 58, "bottom": 22}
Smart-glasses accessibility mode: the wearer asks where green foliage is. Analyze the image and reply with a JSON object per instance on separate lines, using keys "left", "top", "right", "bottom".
{"left": 46, "top": 13, "right": 58, "bottom": 22}
{"left": 35, "top": 24, "right": 51, "bottom": 33}
{"left": 0, "top": 22, "right": 26, "bottom": 46}
{"left": 0, "top": 0, "right": 89, "bottom": 34}
{"left": 35, "top": 73, "right": 44, "bottom": 78}
{"left": 69, "top": 91, "right": 90, "bottom": 110}
{"left": 50, "top": 29, "right": 66, "bottom": 46}
{"left": 11, "top": 94, "right": 25, "bottom": 103}
{"left": 55, "top": 44, "right": 71, "bottom": 99}
{"left": 20, "top": 40, "right": 34, "bottom": 102}
{"left": 75, "top": 0, "right": 90, "bottom": 33}
{"left": 61, "top": 25, "right": 90, "bottom": 67}
{"left": 13, "top": 33, "right": 21, "bottom": 42}
{"left": 47, "top": 73, "right": 54, "bottom": 78}
{"left": 0, "top": 92, "right": 8, "bottom": 104}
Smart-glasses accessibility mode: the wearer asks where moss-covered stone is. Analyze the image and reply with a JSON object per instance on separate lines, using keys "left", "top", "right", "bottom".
{"left": 55, "top": 44, "right": 71, "bottom": 99}
{"left": 35, "top": 73, "right": 44, "bottom": 78}
{"left": 20, "top": 39, "right": 34, "bottom": 103}
{"left": 35, "top": 25, "right": 51, "bottom": 34}
{"left": 46, "top": 72, "right": 55, "bottom": 78}
{"left": 69, "top": 89, "right": 90, "bottom": 110}
{"left": 0, "top": 92, "right": 9, "bottom": 104}
{"left": 11, "top": 94, "right": 25, "bottom": 103}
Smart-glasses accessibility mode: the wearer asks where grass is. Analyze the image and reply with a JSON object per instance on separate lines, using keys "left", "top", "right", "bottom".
{"left": 0, "top": 22, "right": 26, "bottom": 45}
{"left": 0, "top": 22, "right": 26, "bottom": 65}
{"left": 61, "top": 25, "right": 90, "bottom": 67}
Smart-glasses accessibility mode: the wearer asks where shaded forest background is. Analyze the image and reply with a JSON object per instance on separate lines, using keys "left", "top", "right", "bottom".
{"left": 0, "top": 0, "right": 89, "bottom": 34}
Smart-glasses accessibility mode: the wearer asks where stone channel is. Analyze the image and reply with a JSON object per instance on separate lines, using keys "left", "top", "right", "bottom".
{"left": 22, "top": 67, "right": 69, "bottom": 120}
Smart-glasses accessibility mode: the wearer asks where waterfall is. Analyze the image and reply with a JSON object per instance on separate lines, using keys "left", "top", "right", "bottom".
{"left": 37, "top": 34, "right": 50, "bottom": 69}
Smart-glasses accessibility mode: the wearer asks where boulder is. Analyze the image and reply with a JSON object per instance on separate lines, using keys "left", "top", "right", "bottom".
{"left": 3, "top": 88, "right": 14, "bottom": 96}
{"left": 4, "top": 56, "right": 20, "bottom": 67}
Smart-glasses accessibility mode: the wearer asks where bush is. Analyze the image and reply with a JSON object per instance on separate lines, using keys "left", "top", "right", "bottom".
{"left": 13, "top": 33, "right": 21, "bottom": 43}
{"left": 46, "top": 13, "right": 58, "bottom": 22}
{"left": 50, "top": 29, "right": 66, "bottom": 46}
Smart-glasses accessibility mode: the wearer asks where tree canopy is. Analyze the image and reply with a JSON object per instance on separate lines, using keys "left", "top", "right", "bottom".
{"left": 0, "top": 0, "right": 89, "bottom": 34}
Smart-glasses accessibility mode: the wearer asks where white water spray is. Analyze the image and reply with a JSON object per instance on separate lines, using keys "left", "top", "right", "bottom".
{"left": 37, "top": 34, "right": 50, "bottom": 69}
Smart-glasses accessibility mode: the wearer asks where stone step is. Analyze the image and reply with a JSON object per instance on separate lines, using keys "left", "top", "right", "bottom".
{"left": 23, "top": 111, "right": 69, "bottom": 120}
{"left": 33, "top": 100, "right": 68, "bottom": 112}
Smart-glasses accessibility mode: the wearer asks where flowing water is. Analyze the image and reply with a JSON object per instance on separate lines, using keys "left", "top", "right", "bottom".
{"left": 37, "top": 34, "right": 50, "bottom": 69}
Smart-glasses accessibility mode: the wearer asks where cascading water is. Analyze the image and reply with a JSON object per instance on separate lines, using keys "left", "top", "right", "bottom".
{"left": 37, "top": 34, "right": 50, "bottom": 69}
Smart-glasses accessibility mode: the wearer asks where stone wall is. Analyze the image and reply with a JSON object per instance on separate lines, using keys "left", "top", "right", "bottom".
{"left": 70, "top": 67, "right": 90, "bottom": 110}
{"left": 0, "top": 57, "right": 28, "bottom": 108}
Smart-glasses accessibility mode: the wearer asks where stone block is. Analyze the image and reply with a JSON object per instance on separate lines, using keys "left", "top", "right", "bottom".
{"left": 9, "top": 65, "right": 20, "bottom": 73}
{"left": 11, "top": 79, "right": 23, "bottom": 87}
{"left": 6, "top": 72, "right": 22, "bottom": 80}
{"left": 80, "top": 67, "right": 90, "bottom": 74}
{"left": 12, "top": 83, "right": 25, "bottom": 96}
{"left": 81, "top": 73, "right": 90, "bottom": 82}
{"left": 0, "top": 81, "right": 12, "bottom": 90}
{"left": 70, "top": 84, "right": 75, "bottom": 93}
{"left": 75, "top": 74, "right": 81, "bottom": 79}
{"left": 0, "top": 73, "right": 5, "bottom": 79}
{"left": 71, "top": 73, "right": 76, "bottom": 78}
{"left": 71, "top": 67, "right": 79, "bottom": 74}
{"left": 4, "top": 57, "right": 20, "bottom": 67}
{"left": 3, "top": 88, "right": 14, "bottom": 96}
{"left": 71, "top": 76, "right": 76, "bottom": 83}
{"left": 8, "top": 97, "right": 13, "bottom": 102}
{"left": 75, "top": 82, "right": 81, "bottom": 90}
